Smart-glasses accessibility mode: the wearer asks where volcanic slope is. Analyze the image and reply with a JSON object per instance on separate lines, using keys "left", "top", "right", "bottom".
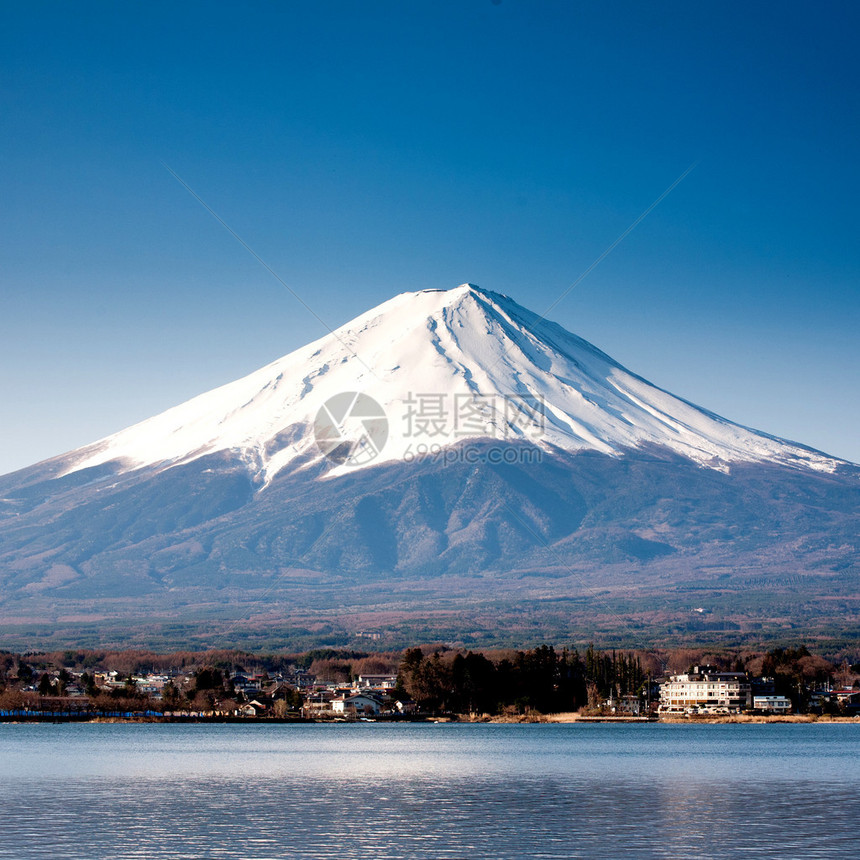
{"left": 0, "top": 284, "right": 857, "bottom": 649}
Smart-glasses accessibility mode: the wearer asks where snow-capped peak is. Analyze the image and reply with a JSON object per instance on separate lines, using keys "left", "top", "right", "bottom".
{"left": 59, "top": 283, "right": 843, "bottom": 484}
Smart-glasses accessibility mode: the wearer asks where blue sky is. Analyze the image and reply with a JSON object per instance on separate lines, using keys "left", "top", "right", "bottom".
{"left": 2, "top": 0, "right": 859, "bottom": 474}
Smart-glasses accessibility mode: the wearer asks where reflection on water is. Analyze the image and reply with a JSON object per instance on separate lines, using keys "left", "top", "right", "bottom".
{"left": 0, "top": 723, "right": 856, "bottom": 859}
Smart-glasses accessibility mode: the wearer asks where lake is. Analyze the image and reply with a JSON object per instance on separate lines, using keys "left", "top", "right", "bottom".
{"left": 1, "top": 721, "right": 857, "bottom": 858}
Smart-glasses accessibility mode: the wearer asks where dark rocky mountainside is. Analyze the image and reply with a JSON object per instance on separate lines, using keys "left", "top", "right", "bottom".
{"left": 1, "top": 442, "right": 857, "bottom": 650}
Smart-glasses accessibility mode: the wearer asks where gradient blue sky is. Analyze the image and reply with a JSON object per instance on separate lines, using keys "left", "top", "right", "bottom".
{"left": 2, "top": 0, "right": 859, "bottom": 475}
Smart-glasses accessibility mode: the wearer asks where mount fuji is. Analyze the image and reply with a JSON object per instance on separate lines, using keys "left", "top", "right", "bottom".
{"left": 40, "top": 284, "right": 844, "bottom": 481}
{"left": 1, "top": 284, "right": 857, "bottom": 650}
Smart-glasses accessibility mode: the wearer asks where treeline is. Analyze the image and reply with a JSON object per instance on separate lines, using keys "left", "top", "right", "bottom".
{"left": 396, "top": 645, "right": 645, "bottom": 714}
{"left": 0, "top": 647, "right": 401, "bottom": 679}
{"left": 1, "top": 648, "right": 303, "bottom": 677}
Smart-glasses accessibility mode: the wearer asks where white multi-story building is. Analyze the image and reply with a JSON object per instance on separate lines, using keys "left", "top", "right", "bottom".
{"left": 659, "top": 666, "right": 751, "bottom": 714}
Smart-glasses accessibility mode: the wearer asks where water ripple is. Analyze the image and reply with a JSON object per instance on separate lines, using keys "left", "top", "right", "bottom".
{"left": 0, "top": 722, "right": 856, "bottom": 859}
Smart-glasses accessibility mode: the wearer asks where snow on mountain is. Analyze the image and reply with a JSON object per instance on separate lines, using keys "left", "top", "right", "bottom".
{"left": 61, "top": 284, "right": 841, "bottom": 485}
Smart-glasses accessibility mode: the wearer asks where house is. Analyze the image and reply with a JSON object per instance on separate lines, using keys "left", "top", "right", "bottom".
{"left": 659, "top": 666, "right": 751, "bottom": 714}
{"left": 301, "top": 690, "right": 336, "bottom": 717}
{"left": 261, "top": 681, "right": 294, "bottom": 701}
{"left": 808, "top": 688, "right": 860, "bottom": 715}
{"left": 134, "top": 674, "right": 168, "bottom": 695}
{"left": 239, "top": 702, "right": 266, "bottom": 717}
{"left": 332, "top": 694, "right": 383, "bottom": 716}
{"left": 357, "top": 674, "right": 398, "bottom": 690}
{"left": 287, "top": 670, "right": 313, "bottom": 688}
{"left": 395, "top": 698, "right": 417, "bottom": 714}
{"left": 607, "top": 693, "right": 641, "bottom": 715}
{"left": 752, "top": 695, "right": 792, "bottom": 714}
{"left": 833, "top": 689, "right": 860, "bottom": 715}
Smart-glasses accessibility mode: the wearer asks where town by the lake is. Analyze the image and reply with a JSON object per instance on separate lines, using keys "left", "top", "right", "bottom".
{"left": 2, "top": 645, "right": 858, "bottom": 723}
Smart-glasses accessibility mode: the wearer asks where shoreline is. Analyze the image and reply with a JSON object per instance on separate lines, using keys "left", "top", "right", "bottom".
{"left": 2, "top": 712, "right": 859, "bottom": 725}
{"left": 529, "top": 713, "right": 860, "bottom": 724}
{"left": 457, "top": 712, "right": 860, "bottom": 724}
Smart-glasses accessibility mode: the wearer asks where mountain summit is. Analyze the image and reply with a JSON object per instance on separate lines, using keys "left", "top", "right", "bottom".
{"left": 1, "top": 284, "right": 857, "bottom": 651}
{"left": 56, "top": 283, "right": 840, "bottom": 486}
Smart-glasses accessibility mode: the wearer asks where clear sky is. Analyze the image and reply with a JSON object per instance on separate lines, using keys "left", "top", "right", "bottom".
{"left": 2, "top": 0, "right": 858, "bottom": 475}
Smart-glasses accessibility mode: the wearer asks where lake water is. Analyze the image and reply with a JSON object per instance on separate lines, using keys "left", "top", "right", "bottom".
{"left": 1, "top": 721, "right": 857, "bottom": 859}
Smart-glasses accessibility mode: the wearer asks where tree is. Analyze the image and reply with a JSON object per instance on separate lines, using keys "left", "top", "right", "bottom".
{"left": 0, "top": 688, "right": 25, "bottom": 710}
{"left": 398, "top": 649, "right": 448, "bottom": 711}
{"left": 586, "top": 682, "right": 602, "bottom": 713}
{"left": 194, "top": 667, "right": 224, "bottom": 693}
{"left": 38, "top": 673, "right": 53, "bottom": 696}
{"left": 284, "top": 687, "right": 303, "bottom": 710}
{"left": 161, "top": 681, "right": 183, "bottom": 709}
{"left": 450, "top": 652, "right": 497, "bottom": 714}
{"left": 81, "top": 672, "right": 98, "bottom": 696}
{"left": 56, "top": 668, "right": 70, "bottom": 696}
